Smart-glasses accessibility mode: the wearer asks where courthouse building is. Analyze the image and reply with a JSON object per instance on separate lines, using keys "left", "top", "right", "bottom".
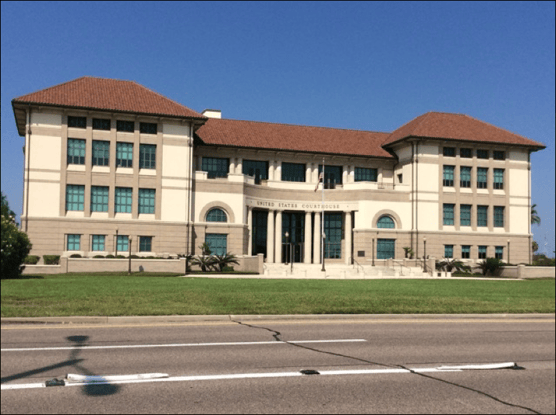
{"left": 12, "top": 77, "right": 545, "bottom": 266}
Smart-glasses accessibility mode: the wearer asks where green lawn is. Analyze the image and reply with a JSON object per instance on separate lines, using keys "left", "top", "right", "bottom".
{"left": 1, "top": 273, "right": 554, "bottom": 317}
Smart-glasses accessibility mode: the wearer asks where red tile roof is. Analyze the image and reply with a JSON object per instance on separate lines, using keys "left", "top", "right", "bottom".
{"left": 383, "top": 112, "right": 545, "bottom": 149}
{"left": 12, "top": 76, "right": 206, "bottom": 120}
{"left": 196, "top": 118, "right": 393, "bottom": 158}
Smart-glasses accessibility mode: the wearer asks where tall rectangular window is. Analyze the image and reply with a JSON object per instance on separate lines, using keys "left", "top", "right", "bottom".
{"left": 494, "top": 206, "right": 505, "bottom": 227}
{"left": 318, "top": 165, "right": 343, "bottom": 188}
{"left": 460, "top": 148, "right": 472, "bottom": 158}
{"left": 281, "top": 162, "right": 306, "bottom": 182}
{"left": 67, "top": 139, "right": 85, "bottom": 165}
{"left": 493, "top": 151, "right": 505, "bottom": 160}
{"left": 139, "top": 144, "right": 156, "bottom": 169}
{"left": 139, "top": 122, "right": 157, "bottom": 134}
{"left": 443, "top": 147, "right": 455, "bottom": 157}
{"left": 93, "top": 118, "right": 110, "bottom": 130}
{"left": 91, "top": 186, "right": 109, "bottom": 212}
{"left": 354, "top": 167, "right": 378, "bottom": 182}
{"left": 477, "top": 205, "right": 488, "bottom": 227}
{"left": 493, "top": 169, "right": 504, "bottom": 189}
{"left": 138, "top": 189, "right": 155, "bottom": 214}
{"left": 444, "top": 245, "right": 454, "bottom": 258}
{"left": 477, "top": 167, "right": 488, "bottom": 189}
{"left": 478, "top": 246, "right": 487, "bottom": 259}
{"left": 243, "top": 160, "right": 269, "bottom": 183}
{"left": 460, "top": 166, "right": 471, "bottom": 188}
{"left": 443, "top": 204, "right": 455, "bottom": 226}
{"left": 116, "top": 120, "right": 134, "bottom": 132}
{"left": 91, "top": 235, "right": 105, "bottom": 251}
{"left": 67, "top": 234, "right": 80, "bottom": 251}
{"left": 66, "top": 185, "right": 84, "bottom": 211}
{"left": 461, "top": 245, "right": 470, "bottom": 259}
{"left": 460, "top": 204, "right": 471, "bottom": 226}
{"left": 443, "top": 165, "right": 454, "bottom": 187}
{"left": 377, "top": 239, "right": 396, "bottom": 260}
{"left": 115, "top": 187, "right": 132, "bottom": 213}
{"left": 202, "top": 157, "right": 229, "bottom": 178}
{"left": 116, "top": 142, "right": 133, "bottom": 167}
{"left": 68, "top": 116, "right": 86, "bottom": 128}
{"left": 205, "top": 234, "right": 227, "bottom": 256}
{"left": 139, "top": 236, "right": 152, "bottom": 252}
{"left": 92, "top": 140, "right": 110, "bottom": 166}
{"left": 117, "top": 235, "right": 129, "bottom": 252}
{"left": 495, "top": 246, "right": 504, "bottom": 260}
{"left": 477, "top": 149, "right": 489, "bottom": 159}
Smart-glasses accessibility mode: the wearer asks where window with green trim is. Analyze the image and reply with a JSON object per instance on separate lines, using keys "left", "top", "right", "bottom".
{"left": 205, "top": 234, "right": 227, "bottom": 256}
{"left": 318, "top": 165, "right": 343, "bottom": 188}
{"left": 477, "top": 149, "right": 489, "bottom": 159}
{"left": 139, "top": 236, "right": 152, "bottom": 252}
{"left": 202, "top": 157, "right": 229, "bottom": 178}
{"left": 281, "top": 162, "right": 306, "bottom": 182}
{"left": 92, "top": 140, "right": 110, "bottom": 166}
{"left": 116, "top": 142, "right": 133, "bottom": 167}
{"left": 91, "top": 186, "right": 109, "bottom": 212}
{"left": 67, "top": 139, "right": 85, "bottom": 165}
{"left": 477, "top": 167, "right": 488, "bottom": 189}
{"left": 477, "top": 205, "right": 488, "bottom": 227}
{"left": 460, "top": 204, "right": 471, "bottom": 226}
{"left": 377, "top": 216, "right": 395, "bottom": 228}
{"left": 206, "top": 208, "right": 227, "bottom": 222}
{"left": 461, "top": 245, "right": 470, "bottom": 259}
{"left": 116, "top": 120, "right": 134, "bottom": 132}
{"left": 460, "top": 148, "right": 472, "bottom": 158}
{"left": 493, "top": 169, "right": 504, "bottom": 189}
{"left": 443, "top": 204, "right": 455, "bottom": 226}
{"left": 117, "top": 235, "right": 129, "bottom": 252}
{"left": 67, "top": 234, "right": 80, "bottom": 251}
{"left": 443, "top": 165, "right": 454, "bottom": 187}
{"left": 139, "top": 144, "right": 156, "bottom": 169}
{"left": 377, "top": 239, "right": 395, "bottom": 259}
{"left": 93, "top": 118, "right": 110, "bottom": 130}
{"left": 243, "top": 160, "right": 269, "bottom": 183}
{"left": 494, "top": 206, "right": 504, "bottom": 227}
{"left": 444, "top": 245, "right": 453, "bottom": 258}
{"left": 91, "top": 235, "right": 105, "bottom": 251}
{"left": 443, "top": 147, "right": 455, "bottom": 157}
{"left": 115, "top": 187, "right": 132, "bottom": 213}
{"left": 138, "top": 189, "right": 155, "bottom": 214}
{"left": 139, "top": 122, "right": 157, "bottom": 134}
{"left": 66, "top": 185, "right": 84, "bottom": 211}
{"left": 493, "top": 151, "right": 505, "bottom": 160}
{"left": 68, "top": 116, "right": 86, "bottom": 128}
{"left": 495, "top": 246, "right": 504, "bottom": 260}
{"left": 478, "top": 246, "right": 487, "bottom": 259}
{"left": 460, "top": 166, "right": 471, "bottom": 188}
{"left": 354, "top": 167, "right": 377, "bottom": 182}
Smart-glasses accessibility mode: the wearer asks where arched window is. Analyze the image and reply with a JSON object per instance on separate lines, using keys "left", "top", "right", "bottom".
{"left": 206, "top": 208, "right": 227, "bottom": 222}
{"left": 377, "top": 215, "right": 395, "bottom": 229}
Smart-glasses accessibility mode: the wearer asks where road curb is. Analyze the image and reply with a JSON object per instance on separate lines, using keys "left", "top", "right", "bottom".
{"left": 2, "top": 313, "right": 554, "bottom": 326}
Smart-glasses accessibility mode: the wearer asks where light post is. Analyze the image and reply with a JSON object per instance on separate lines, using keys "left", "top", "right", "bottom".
{"left": 507, "top": 239, "right": 510, "bottom": 264}
{"left": 128, "top": 236, "right": 132, "bottom": 274}
{"left": 115, "top": 228, "right": 119, "bottom": 257}
{"left": 423, "top": 237, "right": 427, "bottom": 273}
{"left": 321, "top": 232, "right": 326, "bottom": 272}
{"left": 372, "top": 238, "right": 375, "bottom": 266}
{"left": 285, "top": 232, "right": 289, "bottom": 265}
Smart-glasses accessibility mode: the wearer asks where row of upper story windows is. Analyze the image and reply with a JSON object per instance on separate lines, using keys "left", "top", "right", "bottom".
{"left": 443, "top": 204, "right": 505, "bottom": 227}
{"left": 444, "top": 244, "right": 504, "bottom": 260}
{"left": 201, "top": 157, "right": 378, "bottom": 185}
{"left": 67, "top": 139, "right": 156, "bottom": 169}
{"left": 68, "top": 116, "right": 158, "bottom": 134}
{"left": 66, "top": 185, "right": 155, "bottom": 214}
{"left": 67, "top": 234, "right": 153, "bottom": 253}
{"left": 443, "top": 166, "right": 504, "bottom": 189}
{"left": 442, "top": 147, "right": 505, "bottom": 160}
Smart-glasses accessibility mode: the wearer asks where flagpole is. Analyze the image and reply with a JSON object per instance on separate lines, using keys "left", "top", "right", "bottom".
{"left": 321, "top": 157, "right": 325, "bottom": 272}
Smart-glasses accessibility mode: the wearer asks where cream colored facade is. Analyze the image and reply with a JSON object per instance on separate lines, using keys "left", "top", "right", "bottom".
{"left": 14, "top": 99, "right": 541, "bottom": 266}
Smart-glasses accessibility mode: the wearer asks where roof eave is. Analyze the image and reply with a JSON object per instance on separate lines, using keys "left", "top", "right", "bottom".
{"left": 382, "top": 135, "right": 546, "bottom": 151}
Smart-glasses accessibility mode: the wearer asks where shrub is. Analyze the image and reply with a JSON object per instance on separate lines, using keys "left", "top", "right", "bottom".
{"left": 130, "top": 255, "right": 140, "bottom": 259}
{"left": 24, "top": 255, "right": 40, "bottom": 265}
{"left": 70, "top": 254, "right": 82, "bottom": 258}
{"left": 478, "top": 257, "right": 504, "bottom": 276}
{"left": 93, "top": 255, "right": 105, "bottom": 258}
{"left": 116, "top": 255, "right": 126, "bottom": 259}
{"left": 222, "top": 266, "right": 235, "bottom": 272}
{"left": 105, "top": 254, "right": 115, "bottom": 259}
{"left": 436, "top": 258, "right": 471, "bottom": 273}
{"left": 1, "top": 205, "right": 32, "bottom": 278}
{"left": 43, "top": 255, "right": 60, "bottom": 265}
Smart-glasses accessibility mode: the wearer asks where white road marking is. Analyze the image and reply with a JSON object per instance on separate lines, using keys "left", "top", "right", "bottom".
{"left": 1, "top": 362, "right": 517, "bottom": 391}
{"left": 437, "top": 362, "right": 516, "bottom": 370}
{"left": 0, "top": 338, "right": 365, "bottom": 352}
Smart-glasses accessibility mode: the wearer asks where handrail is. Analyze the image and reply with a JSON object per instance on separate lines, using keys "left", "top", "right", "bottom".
{"left": 351, "top": 257, "right": 365, "bottom": 275}
{"left": 392, "top": 259, "right": 411, "bottom": 276}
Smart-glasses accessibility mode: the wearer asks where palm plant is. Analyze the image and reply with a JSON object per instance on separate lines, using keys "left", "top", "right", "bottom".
{"left": 191, "top": 254, "right": 217, "bottom": 272}
{"left": 436, "top": 258, "right": 471, "bottom": 273}
{"left": 213, "top": 253, "right": 240, "bottom": 272}
{"left": 531, "top": 204, "right": 541, "bottom": 225}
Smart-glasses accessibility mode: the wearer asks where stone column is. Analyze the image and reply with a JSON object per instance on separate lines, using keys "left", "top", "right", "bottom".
{"left": 247, "top": 206, "right": 253, "bottom": 256}
{"left": 275, "top": 210, "right": 283, "bottom": 263}
{"left": 345, "top": 211, "right": 352, "bottom": 265}
{"left": 266, "top": 209, "right": 275, "bottom": 263}
{"left": 304, "top": 211, "right": 312, "bottom": 264}
{"left": 313, "top": 211, "right": 321, "bottom": 264}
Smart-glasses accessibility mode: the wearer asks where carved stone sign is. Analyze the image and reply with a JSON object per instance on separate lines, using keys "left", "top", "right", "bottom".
{"left": 247, "top": 197, "right": 358, "bottom": 212}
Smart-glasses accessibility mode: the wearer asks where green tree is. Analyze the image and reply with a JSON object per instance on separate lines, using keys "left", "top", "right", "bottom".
{"left": 1, "top": 192, "right": 32, "bottom": 278}
{"left": 532, "top": 241, "right": 539, "bottom": 253}
{"left": 531, "top": 204, "right": 541, "bottom": 225}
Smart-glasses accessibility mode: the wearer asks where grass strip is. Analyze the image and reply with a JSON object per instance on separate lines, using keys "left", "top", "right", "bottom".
{"left": 1, "top": 274, "right": 554, "bottom": 317}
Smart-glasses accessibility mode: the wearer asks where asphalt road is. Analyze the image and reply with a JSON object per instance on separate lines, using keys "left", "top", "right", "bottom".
{"left": 1, "top": 315, "right": 555, "bottom": 414}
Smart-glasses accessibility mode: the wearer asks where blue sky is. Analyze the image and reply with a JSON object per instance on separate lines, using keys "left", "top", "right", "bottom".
{"left": 1, "top": 1, "right": 554, "bottom": 255}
